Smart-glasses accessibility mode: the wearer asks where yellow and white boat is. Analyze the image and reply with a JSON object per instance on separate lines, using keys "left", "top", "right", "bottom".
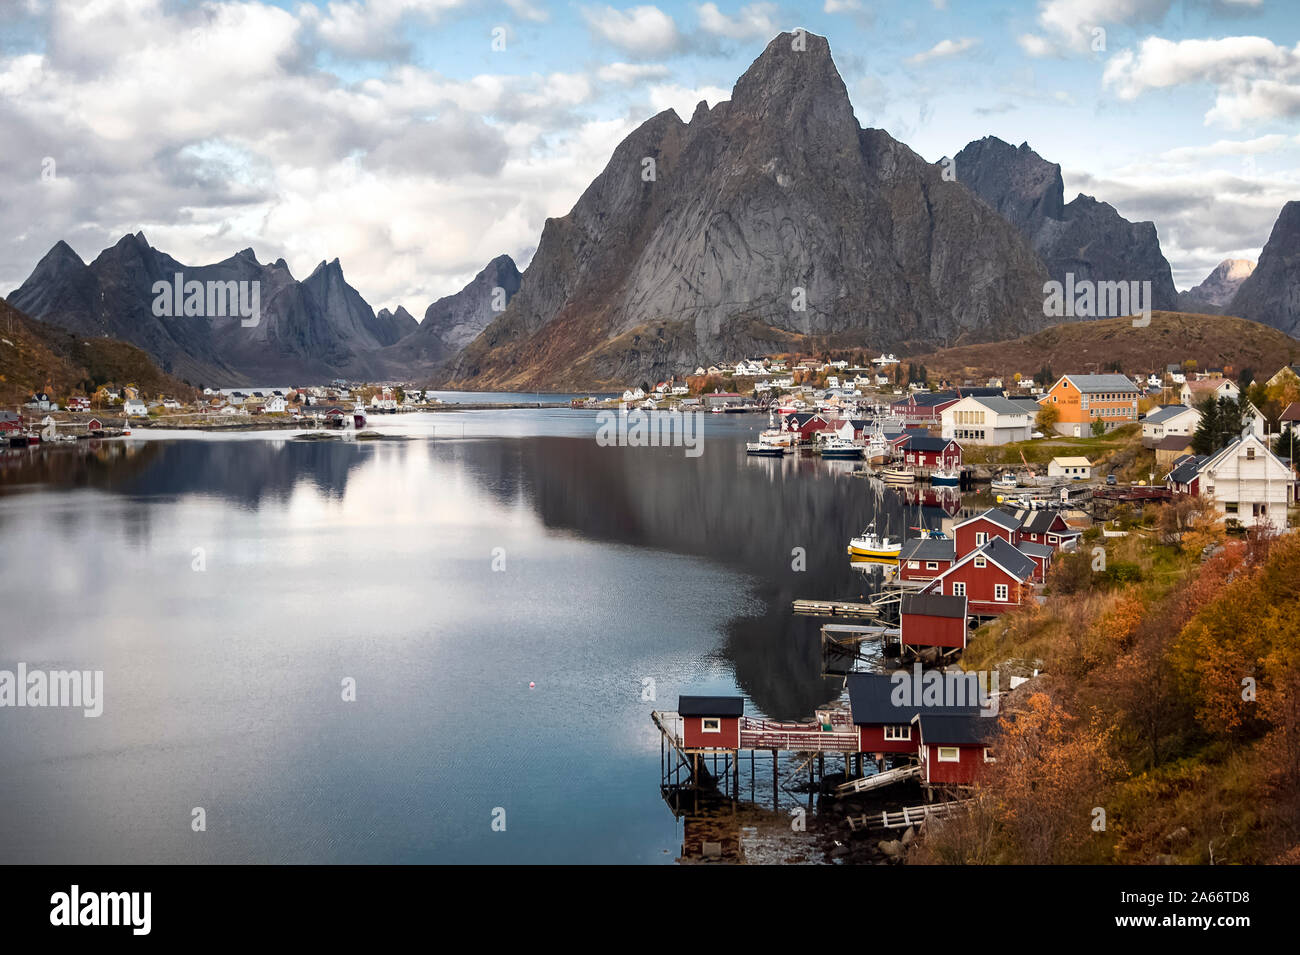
{"left": 846, "top": 525, "right": 902, "bottom": 560}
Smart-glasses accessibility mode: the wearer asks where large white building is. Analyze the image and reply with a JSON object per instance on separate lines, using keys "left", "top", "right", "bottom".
{"left": 940, "top": 395, "right": 1033, "bottom": 445}
{"left": 1196, "top": 433, "right": 1294, "bottom": 532}
{"left": 1141, "top": 404, "right": 1201, "bottom": 445}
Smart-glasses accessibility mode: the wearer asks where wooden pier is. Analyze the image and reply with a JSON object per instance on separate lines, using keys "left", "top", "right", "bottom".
{"left": 845, "top": 799, "right": 972, "bottom": 832}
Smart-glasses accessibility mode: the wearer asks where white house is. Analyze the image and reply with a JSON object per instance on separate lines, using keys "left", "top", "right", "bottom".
{"left": 1048, "top": 457, "right": 1092, "bottom": 480}
{"left": 265, "top": 395, "right": 288, "bottom": 413}
{"left": 941, "top": 395, "right": 1033, "bottom": 446}
{"left": 123, "top": 398, "right": 148, "bottom": 417}
{"left": 1197, "top": 432, "right": 1294, "bottom": 531}
{"left": 1142, "top": 404, "right": 1201, "bottom": 445}
{"left": 1180, "top": 377, "right": 1238, "bottom": 406}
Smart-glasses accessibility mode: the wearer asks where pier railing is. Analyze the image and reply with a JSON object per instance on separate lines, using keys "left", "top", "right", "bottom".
{"left": 739, "top": 716, "right": 859, "bottom": 753}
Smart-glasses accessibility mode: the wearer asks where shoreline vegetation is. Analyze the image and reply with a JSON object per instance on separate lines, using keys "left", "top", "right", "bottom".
{"left": 913, "top": 509, "right": 1300, "bottom": 865}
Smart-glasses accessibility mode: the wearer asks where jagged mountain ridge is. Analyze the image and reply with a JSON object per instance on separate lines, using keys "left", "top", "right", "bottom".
{"left": 1230, "top": 201, "right": 1300, "bottom": 337}
{"left": 1177, "top": 258, "right": 1256, "bottom": 313}
{"left": 446, "top": 32, "right": 1052, "bottom": 390}
{"left": 951, "top": 136, "right": 1178, "bottom": 312}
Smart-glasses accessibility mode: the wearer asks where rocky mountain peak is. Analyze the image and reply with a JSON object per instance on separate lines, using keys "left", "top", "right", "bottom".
{"left": 1228, "top": 201, "right": 1300, "bottom": 336}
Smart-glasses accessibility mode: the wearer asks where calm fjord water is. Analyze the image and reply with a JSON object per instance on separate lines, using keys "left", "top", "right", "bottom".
{"left": 0, "top": 410, "right": 910, "bottom": 863}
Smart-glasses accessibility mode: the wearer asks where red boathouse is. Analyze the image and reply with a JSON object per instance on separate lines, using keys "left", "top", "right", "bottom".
{"left": 678, "top": 696, "right": 743, "bottom": 750}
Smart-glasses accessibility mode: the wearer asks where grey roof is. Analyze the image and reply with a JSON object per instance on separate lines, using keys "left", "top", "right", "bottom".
{"left": 898, "top": 537, "right": 956, "bottom": 562}
{"left": 1167, "top": 454, "right": 1209, "bottom": 484}
{"left": 1144, "top": 404, "right": 1194, "bottom": 425}
{"left": 962, "top": 395, "right": 1032, "bottom": 416}
{"left": 978, "top": 536, "right": 1038, "bottom": 581}
{"left": 1154, "top": 434, "right": 1194, "bottom": 451}
{"left": 963, "top": 507, "right": 1021, "bottom": 532}
{"left": 901, "top": 434, "right": 958, "bottom": 452}
{"left": 901, "top": 593, "right": 967, "bottom": 619}
{"left": 678, "top": 696, "right": 744, "bottom": 717}
{"left": 1065, "top": 374, "right": 1141, "bottom": 394}
{"left": 1016, "top": 509, "right": 1065, "bottom": 535}
{"left": 846, "top": 673, "right": 980, "bottom": 725}
{"left": 914, "top": 713, "right": 995, "bottom": 745}
{"left": 1017, "top": 541, "right": 1054, "bottom": 559}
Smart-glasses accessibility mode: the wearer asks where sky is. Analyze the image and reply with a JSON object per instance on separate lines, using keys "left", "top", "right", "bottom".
{"left": 1, "top": 0, "right": 1297, "bottom": 316}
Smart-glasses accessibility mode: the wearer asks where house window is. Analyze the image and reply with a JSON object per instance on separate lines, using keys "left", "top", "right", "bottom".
{"left": 952, "top": 582, "right": 966, "bottom": 597}
{"left": 926, "top": 561, "right": 938, "bottom": 570}
{"left": 1246, "top": 447, "right": 1256, "bottom": 460}
{"left": 974, "top": 556, "right": 986, "bottom": 568}
{"left": 937, "top": 747, "right": 960, "bottom": 763}
{"left": 995, "top": 584, "right": 1009, "bottom": 601}
{"left": 883, "top": 725, "right": 911, "bottom": 741}
{"left": 908, "top": 560, "right": 919, "bottom": 569}
{"left": 984, "top": 747, "right": 996, "bottom": 763}
{"left": 701, "top": 718, "right": 721, "bottom": 733}
{"left": 975, "top": 532, "right": 988, "bottom": 545}
{"left": 1224, "top": 503, "right": 1238, "bottom": 514}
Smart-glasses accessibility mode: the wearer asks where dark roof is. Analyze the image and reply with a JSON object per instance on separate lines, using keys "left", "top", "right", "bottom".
{"left": 1017, "top": 541, "right": 1054, "bottom": 559}
{"left": 1016, "top": 509, "right": 1064, "bottom": 535}
{"left": 1167, "top": 454, "right": 1209, "bottom": 484}
{"left": 963, "top": 507, "right": 1021, "bottom": 532}
{"left": 678, "top": 695, "right": 744, "bottom": 717}
{"left": 846, "top": 673, "right": 981, "bottom": 725}
{"left": 901, "top": 592, "right": 966, "bottom": 619}
{"left": 1143, "top": 404, "right": 1192, "bottom": 425}
{"left": 898, "top": 537, "right": 956, "bottom": 562}
{"left": 1154, "top": 434, "right": 1194, "bottom": 451}
{"left": 915, "top": 712, "right": 996, "bottom": 745}
{"left": 978, "top": 536, "right": 1037, "bottom": 580}
{"left": 786, "top": 412, "right": 824, "bottom": 426}
{"left": 1281, "top": 402, "right": 1300, "bottom": 423}
{"left": 900, "top": 434, "right": 957, "bottom": 452}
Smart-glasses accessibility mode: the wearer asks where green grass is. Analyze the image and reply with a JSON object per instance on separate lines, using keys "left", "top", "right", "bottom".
{"left": 962, "top": 424, "right": 1142, "bottom": 467}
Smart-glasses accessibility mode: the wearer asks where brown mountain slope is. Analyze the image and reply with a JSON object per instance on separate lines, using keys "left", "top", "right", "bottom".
{"left": 0, "top": 299, "right": 197, "bottom": 406}
{"left": 914, "top": 311, "right": 1299, "bottom": 381}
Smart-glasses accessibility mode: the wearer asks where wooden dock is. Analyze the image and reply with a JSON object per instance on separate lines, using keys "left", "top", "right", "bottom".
{"left": 845, "top": 799, "right": 972, "bottom": 831}
{"left": 835, "top": 763, "right": 920, "bottom": 795}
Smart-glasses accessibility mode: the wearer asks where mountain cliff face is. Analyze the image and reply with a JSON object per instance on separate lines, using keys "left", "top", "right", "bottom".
{"left": 8, "top": 234, "right": 420, "bottom": 384}
{"left": 448, "top": 33, "right": 1050, "bottom": 390}
{"left": 952, "top": 136, "right": 1178, "bottom": 312}
{"left": 1230, "top": 202, "right": 1300, "bottom": 337}
{"left": 376, "top": 306, "right": 420, "bottom": 342}
{"left": 1177, "top": 258, "right": 1255, "bottom": 313}
{"left": 374, "top": 255, "right": 520, "bottom": 376}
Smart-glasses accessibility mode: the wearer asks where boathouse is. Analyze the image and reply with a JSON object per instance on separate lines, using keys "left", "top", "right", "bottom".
{"left": 953, "top": 508, "right": 1021, "bottom": 557}
{"left": 899, "top": 593, "right": 969, "bottom": 652}
{"left": 897, "top": 434, "right": 962, "bottom": 470}
{"left": 0, "top": 411, "right": 23, "bottom": 433}
{"left": 1011, "top": 509, "right": 1080, "bottom": 551}
{"left": 913, "top": 712, "right": 995, "bottom": 786}
{"left": 922, "top": 537, "right": 1037, "bottom": 617}
{"left": 847, "top": 672, "right": 982, "bottom": 761}
{"left": 783, "top": 412, "right": 831, "bottom": 442}
{"left": 897, "top": 536, "right": 956, "bottom": 584}
{"left": 1016, "top": 541, "right": 1054, "bottom": 583}
{"left": 677, "top": 696, "right": 743, "bottom": 750}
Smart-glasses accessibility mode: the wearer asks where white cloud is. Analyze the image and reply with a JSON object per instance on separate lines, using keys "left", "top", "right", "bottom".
{"left": 823, "top": 0, "right": 862, "bottom": 12}
{"left": 696, "top": 2, "right": 777, "bottom": 40}
{"left": 581, "top": 5, "right": 683, "bottom": 58}
{"left": 502, "top": 0, "right": 549, "bottom": 21}
{"left": 1016, "top": 33, "right": 1056, "bottom": 58}
{"left": 906, "top": 37, "right": 980, "bottom": 66}
{"left": 1036, "top": 0, "right": 1173, "bottom": 53}
{"left": 647, "top": 82, "right": 731, "bottom": 119}
{"left": 1159, "top": 134, "right": 1292, "bottom": 163}
{"left": 596, "top": 61, "right": 671, "bottom": 84}
{"left": 1103, "top": 36, "right": 1300, "bottom": 127}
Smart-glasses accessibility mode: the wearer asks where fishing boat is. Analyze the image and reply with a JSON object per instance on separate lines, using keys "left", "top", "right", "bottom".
{"left": 929, "top": 465, "right": 960, "bottom": 488}
{"left": 846, "top": 525, "right": 902, "bottom": 560}
{"left": 818, "top": 436, "right": 864, "bottom": 459}
{"left": 994, "top": 471, "right": 1018, "bottom": 489}
{"left": 745, "top": 441, "right": 785, "bottom": 457}
{"left": 881, "top": 465, "right": 914, "bottom": 485}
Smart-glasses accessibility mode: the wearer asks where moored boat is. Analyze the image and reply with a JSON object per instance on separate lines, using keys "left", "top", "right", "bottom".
{"left": 818, "top": 436, "right": 864, "bottom": 459}
{"left": 881, "top": 465, "right": 914, "bottom": 485}
{"left": 847, "top": 525, "right": 902, "bottom": 560}
{"left": 929, "top": 466, "right": 960, "bottom": 488}
{"left": 745, "top": 442, "right": 785, "bottom": 457}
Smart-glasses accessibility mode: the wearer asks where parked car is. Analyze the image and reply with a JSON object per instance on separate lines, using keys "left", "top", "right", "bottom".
{"left": 1106, "top": 473, "right": 1118, "bottom": 486}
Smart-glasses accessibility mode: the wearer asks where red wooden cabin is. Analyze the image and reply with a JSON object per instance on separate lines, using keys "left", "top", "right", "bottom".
{"left": 782, "top": 413, "right": 831, "bottom": 442}
{"left": 898, "top": 434, "right": 962, "bottom": 470}
{"left": 897, "top": 536, "right": 956, "bottom": 584}
{"left": 913, "top": 712, "right": 995, "bottom": 786}
{"left": 953, "top": 508, "right": 1021, "bottom": 558}
{"left": 1012, "top": 509, "right": 1081, "bottom": 551}
{"left": 848, "top": 672, "right": 982, "bottom": 762}
{"left": 923, "top": 537, "right": 1037, "bottom": 617}
{"left": 900, "top": 592, "right": 969, "bottom": 652}
{"left": 678, "top": 696, "right": 743, "bottom": 750}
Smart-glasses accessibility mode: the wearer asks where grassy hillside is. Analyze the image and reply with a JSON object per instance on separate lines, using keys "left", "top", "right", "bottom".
{"left": 0, "top": 299, "right": 196, "bottom": 406}
{"left": 914, "top": 311, "right": 1299, "bottom": 381}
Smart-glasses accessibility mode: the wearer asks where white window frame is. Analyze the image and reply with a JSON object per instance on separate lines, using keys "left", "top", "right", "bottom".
{"left": 952, "top": 582, "right": 966, "bottom": 597}
{"left": 883, "top": 725, "right": 911, "bottom": 742}
{"left": 995, "top": 583, "right": 1009, "bottom": 601}
{"left": 701, "top": 718, "right": 721, "bottom": 734}
{"left": 984, "top": 747, "right": 996, "bottom": 763}
{"left": 926, "top": 561, "right": 939, "bottom": 570}
{"left": 975, "top": 531, "right": 988, "bottom": 545}
{"left": 974, "top": 556, "right": 986, "bottom": 568}
{"left": 937, "top": 746, "right": 960, "bottom": 763}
